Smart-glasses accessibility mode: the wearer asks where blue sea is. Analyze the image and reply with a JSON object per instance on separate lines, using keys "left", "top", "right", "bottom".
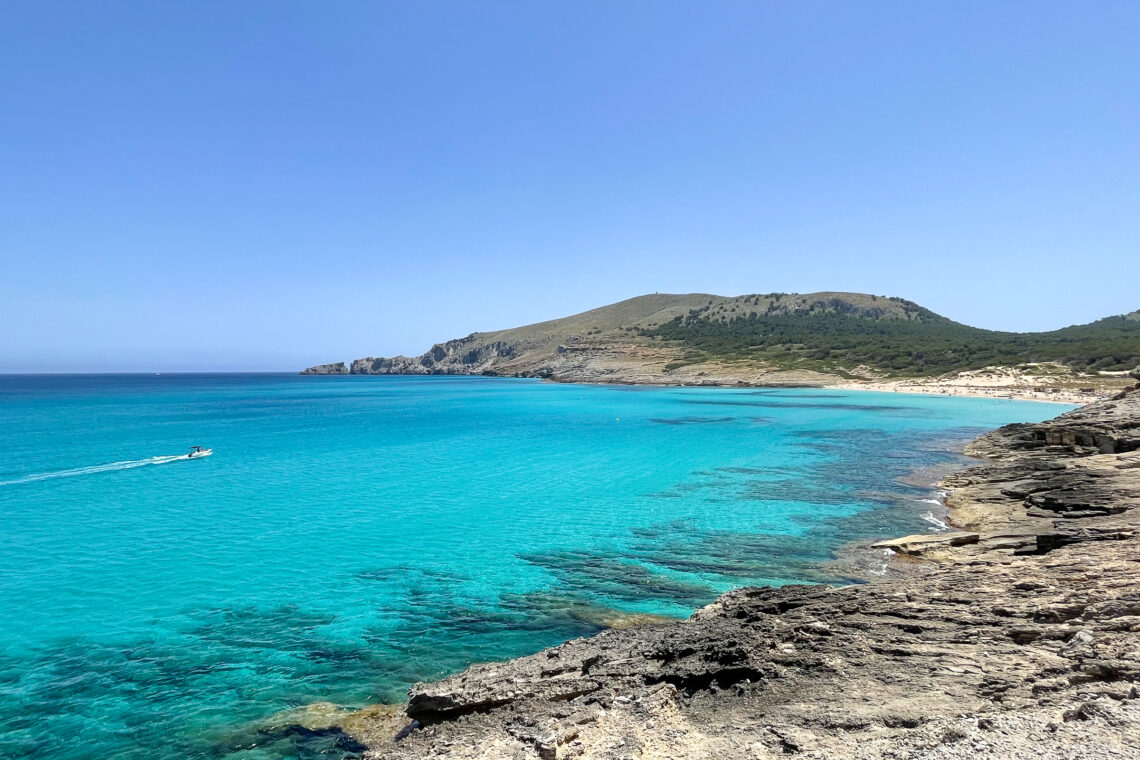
{"left": 0, "top": 374, "right": 1070, "bottom": 759}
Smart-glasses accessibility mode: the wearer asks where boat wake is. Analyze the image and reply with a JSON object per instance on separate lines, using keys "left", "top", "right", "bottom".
{"left": 0, "top": 454, "right": 193, "bottom": 486}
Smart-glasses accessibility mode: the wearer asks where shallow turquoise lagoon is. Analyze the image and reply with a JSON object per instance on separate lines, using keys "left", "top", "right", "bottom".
{"left": 0, "top": 374, "right": 1070, "bottom": 759}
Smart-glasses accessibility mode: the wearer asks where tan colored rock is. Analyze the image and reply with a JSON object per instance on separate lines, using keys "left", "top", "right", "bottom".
{"left": 871, "top": 532, "right": 980, "bottom": 554}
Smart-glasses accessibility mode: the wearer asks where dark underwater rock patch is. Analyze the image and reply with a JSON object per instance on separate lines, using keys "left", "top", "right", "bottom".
{"left": 355, "top": 566, "right": 470, "bottom": 584}
{"left": 517, "top": 550, "right": 718, "bottom": 606}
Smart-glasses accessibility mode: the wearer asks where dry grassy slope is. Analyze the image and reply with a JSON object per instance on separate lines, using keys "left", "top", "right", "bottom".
{"left": 464, "top": 293, "right": 723, "bottom": 353}
{"left": 470, "top": 292, "right": 929, "bottom": 348}
{"left": 394, "top": 292, "right": 935, "bottom": 381}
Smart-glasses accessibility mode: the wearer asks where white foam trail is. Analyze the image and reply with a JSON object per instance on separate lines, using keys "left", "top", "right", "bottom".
{"left": 0, "top": 454, "right": 191, "bottom": 486}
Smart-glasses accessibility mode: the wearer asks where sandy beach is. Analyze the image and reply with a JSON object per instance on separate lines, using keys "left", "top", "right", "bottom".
{"left": 824, "top": 365, "right": 1133, "bottom": 405}
{"left": 825, "top": 380, "right": 1092, "bottom": 404}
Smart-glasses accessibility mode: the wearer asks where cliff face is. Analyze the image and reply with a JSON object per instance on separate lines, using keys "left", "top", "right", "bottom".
{"left": 350, "top": 338, "right": 519, "bottom": 376}
{"left": 301, "top": 387, "right": 1140, "bottom": 759}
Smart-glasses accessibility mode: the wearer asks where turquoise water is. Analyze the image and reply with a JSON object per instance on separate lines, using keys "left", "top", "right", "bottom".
{"left": 0, "top": 374, "right": 1069, "bottom": 759}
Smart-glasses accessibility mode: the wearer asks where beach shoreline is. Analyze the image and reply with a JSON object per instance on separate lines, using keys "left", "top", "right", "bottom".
{"left": 533, "top": 373, "right": 1103, "bottom": 404}
{"left": 822, "top": 379, "right": 1097, "bottom": 405}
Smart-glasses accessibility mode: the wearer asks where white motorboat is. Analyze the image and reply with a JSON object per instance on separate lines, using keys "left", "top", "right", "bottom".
{"left": 187, "top": 446, "right": 213, "bottom": 459}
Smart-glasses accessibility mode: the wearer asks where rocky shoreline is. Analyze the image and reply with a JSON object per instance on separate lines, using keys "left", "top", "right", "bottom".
{"left": 278, "top": 385, "right": 1140, "bottom": 759}
{"left": 386, "top": 387, "right": 1136, "bottom": 756}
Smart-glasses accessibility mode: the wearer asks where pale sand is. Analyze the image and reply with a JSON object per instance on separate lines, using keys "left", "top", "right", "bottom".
{"left": 821, "top": 364, "right": 1136, "bottom": 405}
{"left": 823, "top": 380, "right": 1094, "bottom": 404}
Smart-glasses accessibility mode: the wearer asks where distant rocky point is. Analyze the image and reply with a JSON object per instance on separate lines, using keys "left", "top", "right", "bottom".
{"left": 300, "top": 362, "right": 348, "bottom": 375}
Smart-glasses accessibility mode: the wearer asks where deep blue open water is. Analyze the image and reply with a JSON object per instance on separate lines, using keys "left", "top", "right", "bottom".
{"left": 0, "top": 374, "right": 1070, "bottom": 759}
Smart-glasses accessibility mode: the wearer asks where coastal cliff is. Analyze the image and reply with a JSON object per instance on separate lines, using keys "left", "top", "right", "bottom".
{"left": 296, "top": 386, "right": 1140, "bottom": 758}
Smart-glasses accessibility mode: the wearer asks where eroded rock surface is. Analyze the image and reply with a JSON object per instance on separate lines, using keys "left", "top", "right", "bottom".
{"left": 338, "top": 388, "right": 1140, "bottom": 759}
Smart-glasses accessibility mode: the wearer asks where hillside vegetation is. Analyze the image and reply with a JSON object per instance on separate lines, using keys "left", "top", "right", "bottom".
{"left": 640, "top": 294, "right": 1140, "bottom": 376}
{"left": 306, "top": 292, "right": 1139, "bottom": 383}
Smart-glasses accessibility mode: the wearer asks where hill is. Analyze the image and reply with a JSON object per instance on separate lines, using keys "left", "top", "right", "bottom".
{"left": 644, "top": 296, "right": 1140, "bottom": 376}
{"left": 302, "top": 292, "right": 1140, "bottom": 387}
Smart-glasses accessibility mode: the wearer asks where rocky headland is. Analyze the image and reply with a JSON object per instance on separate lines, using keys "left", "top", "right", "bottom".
{"left": 301, "top": 293, "right": 1138, "bottom": 403}
{"left": 288, "top": 384, "right": 1140, "bottom": 759}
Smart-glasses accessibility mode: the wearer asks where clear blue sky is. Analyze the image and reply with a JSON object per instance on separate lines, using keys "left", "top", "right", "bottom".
{"left": 2, "top": 2, "right": 1137, "bottom": 372}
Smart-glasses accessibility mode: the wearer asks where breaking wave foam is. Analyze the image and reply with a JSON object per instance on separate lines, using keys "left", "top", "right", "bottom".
{"left": 920, "top": 510, "right": 950, "bottom": 532}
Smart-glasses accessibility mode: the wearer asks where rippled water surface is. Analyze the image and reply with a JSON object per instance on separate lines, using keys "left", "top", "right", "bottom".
{"left": 0, "top": 374, "right": 1070, "bottom": 759}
